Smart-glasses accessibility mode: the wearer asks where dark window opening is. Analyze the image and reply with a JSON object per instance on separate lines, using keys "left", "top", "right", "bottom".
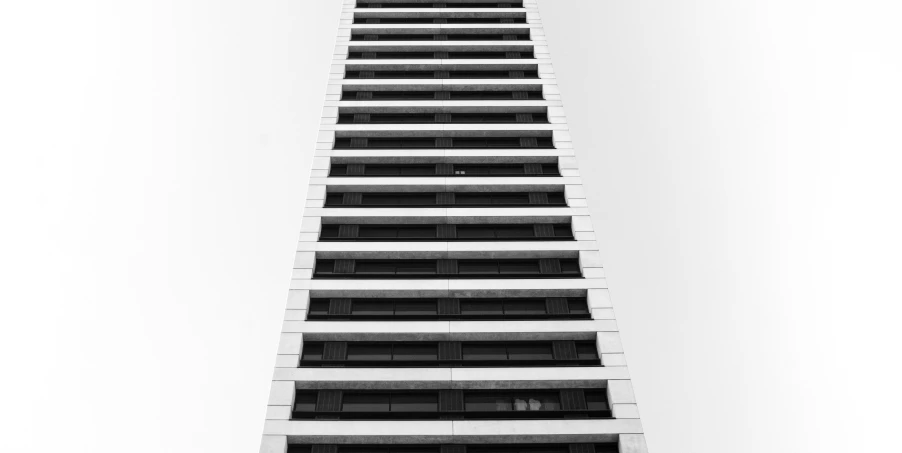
{"left": 345, "top": 70, "right": 540, "bottom": 79}
{"left": 342, "top": 90, "right": 544, "bottom": 100}
{"left": 307, "top": 297, "right": 590, "bottom": 320}
{"left": 356, "top": 3, "right": 525, "bottom": 8}
{"left": 329, "top": 163, "right": 559, "bottom": 177}
{"left": 323, "top": 192, "right": 566, "bottom": 207}
{"left": 336, "top": 112, "right": 548, "bottom": 124}
{"left": 313, "top": 259, "right": 582, "bottom": 279}
{"left": 348, "top": 51, "right": 535, "bottom": 59}
{"left": 287, "top": 444, "right": 619, "bottom": 453}
{"left": 352, "top": 17, "right": 528, "bottom": 24}
{"left": 292, "top": 388, "right": 610, "bottom": 420}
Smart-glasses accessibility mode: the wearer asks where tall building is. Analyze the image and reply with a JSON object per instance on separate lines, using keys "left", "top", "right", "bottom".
{"left": 261, "top": 1, "right": 647, "bottom": 453}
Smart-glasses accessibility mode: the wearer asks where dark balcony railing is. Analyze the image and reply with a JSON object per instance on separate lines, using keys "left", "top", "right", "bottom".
{"left": 353, "top": 17, "right": 528, "bottom": 24}
{"left": 301, "top": 340, "right": 600, "bottom": 367}
{"left": 348, "top": 51, "right": 535, "bottom": 59}
{"left": 319, "top": 223, "right": 573, "bottom": 241}
{"left": 356, "top": 2, "right": 525, "bottom": 9}
{"left": 329, "top": 163, "right": 560, "bottom": 177}
{"left": 313, "top": 258, "right": 582, "bottom": 279}
{"left": 288, "top": 444, "right": 619, "bottom": 453}
{"left": 342, "top": 90, "right": 544, "bottom": 100}
{"left": 337, "top": 112, "right": 548, "bottom": 124}
{"left": 345, "top": 70, "right": 539, "bottom": 79}
{"left": 292, "top": 388, "right": 611, "bottom": 420}
{"left": 307, "top": 296, "right": 591, "bottom": 320}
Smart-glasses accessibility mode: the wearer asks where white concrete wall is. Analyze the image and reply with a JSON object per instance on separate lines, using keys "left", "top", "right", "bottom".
{"left": 262, "top": 1, "right": 646, "bottom": 452}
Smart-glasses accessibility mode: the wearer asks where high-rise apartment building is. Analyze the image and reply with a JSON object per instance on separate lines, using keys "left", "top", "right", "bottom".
{"left": 260, "top": 1, "right": 647, "bottom": 453}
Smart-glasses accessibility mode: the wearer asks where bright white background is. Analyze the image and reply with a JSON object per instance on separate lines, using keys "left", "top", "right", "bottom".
{"left": 1, "top": 1, "right": 900, "bottom": 452}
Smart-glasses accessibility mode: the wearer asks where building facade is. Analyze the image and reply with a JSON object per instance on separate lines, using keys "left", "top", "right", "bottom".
{"left": 261, "top": 1, "right": 647, "bottom": 452}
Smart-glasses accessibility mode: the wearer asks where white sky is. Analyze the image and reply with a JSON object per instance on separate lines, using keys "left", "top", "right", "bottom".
{"left": 1, "top": 1, "right": 901, "bottom": 452}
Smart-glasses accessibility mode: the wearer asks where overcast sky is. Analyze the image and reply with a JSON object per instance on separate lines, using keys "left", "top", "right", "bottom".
{"left": 1, "top": 1, "right": 901, "bottom": 452}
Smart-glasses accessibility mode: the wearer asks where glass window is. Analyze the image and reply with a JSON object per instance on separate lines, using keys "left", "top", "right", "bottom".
{"left": 460, "top": 299, "right": 503, "bottom": 315}
{"left": 465, "top": 394, "right": 511, "bottom": 411}
{"left": 314, "top": 260, "right": 334, "bottom": 274}
{"left": 585, "top": 391, "right": 609, "bottom": 412}
{"left": 325, "top": 193, "right": 344, "bottom": 205}
{"left": 553, "top": 224, "right": 573, "bottom": 237}
{"left": 308, "top": 299, "right": 329, "bottom": 315}
{"left": 359, "top": 226, "right": 399, "bottom": 238}
{"left": 455, "top": 193, "right": 492, "bottom": 205}
{"left": 568, "top": 299, "right": 589, "bottom": 314}
{"left": 355, "top": 261, "right": 397, "bottom": 274}
{"left": 320, "top": 225, "right": 340, "bottom": 238}
{"left": 459, "top": 261, "right": 499, "bottom": 274}
{"left": 293, "top": 392, "right": 317, "bottom": 412}
{"left": 347, "top": 344, "right": 392, "bottom": 361}
{"left": 342, "top": 393, "right": 390, "bottom": 412}
{"left": 495, "top": 226, "right": 534, "bottom": 238}
{"left": 393, "top": 344, "right": 438, "bottom": 361}
{"left": 391, "top": 393, "right": 438, "bottom": 412}
{"left": 395, "top": 261, "right": 436, "bottom": 274}
{"left": 492, "top": 193, "right": 529, "bottom": 204}
{"left": 456, "top": 226, "right": 496, "bottom": 238}
{"left": 518, "top": 393, "right": 560, "bottom": 411}
{"left": 504, "top": 300, "right": 546, "bottom": 315}
{"left": 352, "top": 300, "right": 393, "bottom": 315}
{"left": 559, "top": 260, "right": 581, "bottom": 275}
{"left": 399, "top": 165, "right": 435, "bottom": 175}
{"left": 397, "top": 226, "right": 436, "bottom": 238}
{"left": 576, "top": 343, "right": 599, "bottom": 360}
{"left": 499, "top": 261, "right": 540, "bottom": 274}
{"left": 462, "top": 344, "right": 507, "bottom": 360}
{"left": 507, "top": 344, "right": 553, "bottom": 361}
{"left": 302, "top": 343, "right": 324, "bottom": 361}
{"left": 395, "top": 300, "right": 437, "bottom": 315}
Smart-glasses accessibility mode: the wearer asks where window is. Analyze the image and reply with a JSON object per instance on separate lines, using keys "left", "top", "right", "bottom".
{"left": 324, "top": 192, "right": 566, "bottom": 207}
{"left": 314, "top": 259, "right": 581, "bottom": 279}
{"left": 293, "top": 392, "right": 317, "bottom": 413}
{"left": 307, "top": 297, "right": 591, "bottom": 320}
{"left": 302, "top": 343, "right": 324, "bottom": 361}
{"left": 347, "top": 344, "right": 392, "bottom": 361}
{"left": 462, "top": 344, "right": 507, "bottom": 361}
{"left": 320, "top": 223, "right": 573, "bottom": 241}
{"left": 301, "top": 340, "right": 599, "bottom": 367}
{"left": 342, "top": 393, "right": 390, "bottom": 412}
{"left": 308, "top": 299, "right": 329, "bottom": 316}
{"left": 585, "top": 391, "right": 610, "bottom": 412}
{"left": 576, "top": 343, "right": 599, "bottom": 360}
{"left": 293, "top": 388, "right": 610, "bottom": 420}
{"left": 464, "top": 392, "right": 560, "bottom": 412}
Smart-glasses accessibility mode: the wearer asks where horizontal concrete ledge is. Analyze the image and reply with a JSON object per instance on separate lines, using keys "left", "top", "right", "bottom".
{"left": 309, "top": 241, "right": 597, "bottom": 254}
{"left": 273, "top": 367, "right": 630, "bottom": 384}
{"left": 307, "top": 207, "right": 580, "bottom": 217}
{"left": 317, "top": 177, "right": 578, "bottom": 187}
{"left": 264, "top": 419, "right": 643, "bottom": 438}
{"left": 291, "top": 319, "right": 615, "bottom": 336}
{"left": 335, "top": 105, "right": 548, "bottom": 114}
{"left": 289, "top": 278, "right": 607, "bottom": 291}
{"left": 330, "top": 124, "right": 565, "bottom": 132}
{"left": 322, "top": 179, "right": 568, "bottom": 189}
{"left": 325, "top": 150, "right": 575, "bottom": 159}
